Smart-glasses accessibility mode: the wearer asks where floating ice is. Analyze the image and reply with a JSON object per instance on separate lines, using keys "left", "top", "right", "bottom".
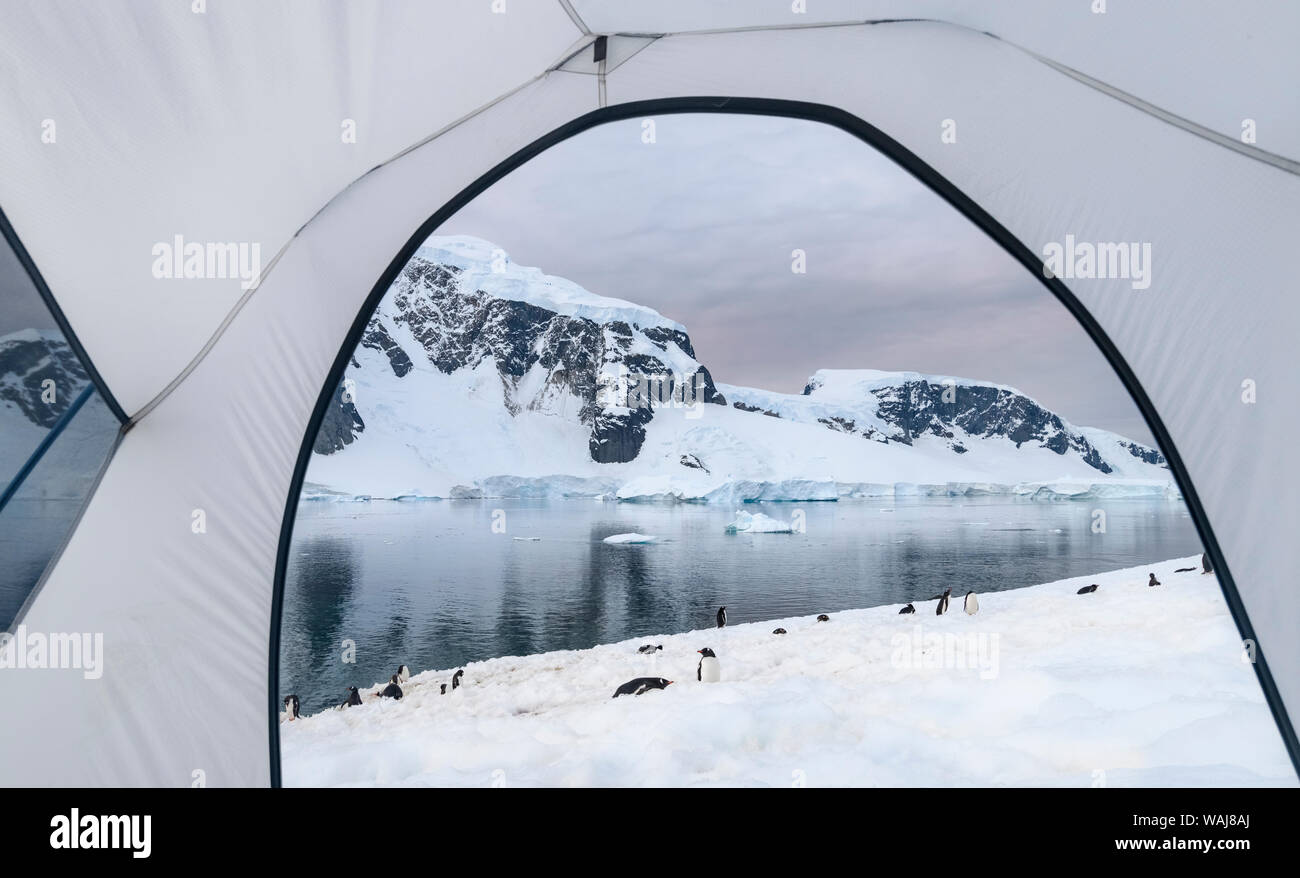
{"left": 725, "top": 510, "right": 794, "bottom": 534}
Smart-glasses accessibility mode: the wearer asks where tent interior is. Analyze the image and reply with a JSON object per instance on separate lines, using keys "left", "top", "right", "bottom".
{"left": 0, "top": 1, "right": 1296, "bottom": 786}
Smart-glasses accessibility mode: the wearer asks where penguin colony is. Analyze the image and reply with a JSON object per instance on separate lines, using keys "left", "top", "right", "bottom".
{"left": 287, "top": 565, "right": 1194, "bottom": 714}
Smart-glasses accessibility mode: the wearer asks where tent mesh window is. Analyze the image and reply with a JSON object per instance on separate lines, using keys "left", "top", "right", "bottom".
{"left": 0, "top": 232, "right": 119, "bottom": 628}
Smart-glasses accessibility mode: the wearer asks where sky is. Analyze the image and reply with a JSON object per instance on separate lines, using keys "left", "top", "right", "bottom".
{"left": 439, "top": 114, "right": 1158, "bottom": 446}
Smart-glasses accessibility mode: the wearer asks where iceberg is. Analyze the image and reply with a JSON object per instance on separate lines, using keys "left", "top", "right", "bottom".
{"left": 725, "top": 510, "right": 795, "bottom": 534}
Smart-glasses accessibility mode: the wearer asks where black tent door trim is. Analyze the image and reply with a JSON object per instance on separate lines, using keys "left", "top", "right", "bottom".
{"left": 0, "top": 204, "right": 129, "bottom": 424}
{"left": 268, "top": 96, "right": 1300, "bottom": 786}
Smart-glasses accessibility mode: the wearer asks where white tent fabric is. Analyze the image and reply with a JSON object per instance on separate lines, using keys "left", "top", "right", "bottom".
{"left": 0, "top": 1, "right": 1295, "bottom": 785}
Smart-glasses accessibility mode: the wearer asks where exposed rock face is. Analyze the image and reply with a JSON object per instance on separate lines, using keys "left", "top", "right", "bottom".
{"left": 313, "top": 381, "right": 365, "bottom": 455}
{"left": 867, "top": 380, "right": 1116, "bottom": 472}
{"left": 319, "top": 254, "right": 723, "bottom": 464}
{"left": 0, "top": 331, "right": 89, "bottom": 428}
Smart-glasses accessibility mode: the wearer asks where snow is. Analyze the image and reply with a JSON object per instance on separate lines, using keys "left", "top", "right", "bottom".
{"left": 417, "top": 235, "right": 684, "bottom": 333}
{"left": 724, "top": 510, "right": 794, "bottom": 533}
{"left": 309, "top": 375, "right": 1177, "bottom": 503}
{"left": 602, "top": 532, "right": 659, "bottom": 544}
{"left": 280, "top": 556, "right": 1294, "bottom": 787}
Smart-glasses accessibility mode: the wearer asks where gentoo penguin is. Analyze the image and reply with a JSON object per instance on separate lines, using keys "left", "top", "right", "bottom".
{"left": 963, "top": 591, "right": 979, "bottom": 615}
{"left": 283, "top": 694, "right": 300, "bottom": 720}
{"left": 697, "top": 648, "right": 721, "bottom": 683}
{"left": 379, "top": 674, "right": 403, "bottom": 699}
{"left": 396, "top": 664, "right": 410, "bottom": 683}
{"left": 716, "top": 606, "right": 728, "bottom": 628}
{"left": 899, "top": 603, "right": 916, "bottom": 614}
{"left": 1148, "top": 573, "right": 1161, "bottom": 587}
{"left": 1202, "top": 553, "right": 1213, "bottom": 574}
{"left": 816, "top": 614, "right": 831, "bottom": 623}
{"left": 439, "top": 684, "right": 447, "bottom": 695}
{"left": 341, "top": 686, "right": 362, "bottom": 708}
{"left": 1077, "top": 583, "right": 1099, "bottom": 594}
{"left": 936, "top": 588, "right": 952, "bottom": 615}
{"left": 772, "top": 628, "right": 787, "bottom": 635}
{"left": 612, "top": 677, "right": 673, "bottom": 698}
{"left": 451, "top": 668, "right": 464, "bottom": 690}
{"left": 637, "top": 644, "right": 663, "bottom": 654}
{"left": 1174, "top": 566, "right": 1196, "bottom": 573}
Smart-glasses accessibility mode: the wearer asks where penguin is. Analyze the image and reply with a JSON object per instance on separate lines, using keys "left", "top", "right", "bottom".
{"left": 936, "top": 588, "right": 951, "bottom": 615}
{"left": 963, "top": 591, "right": 979, "bottom": 615}
{"left": 1148, "top": 573, "right": 1161, "bottom": 587}
{"left": 451, "top": 668, "right": 464, "bottom": 690}
{"left": 772, "top": 628, "right": 787, "bottom": 635}
{"left": 697, "top": 648, "right": 721, "bottom": 683}
{"left": 396, "top": 664, "right": 410, "bottom": 683}
{"left": 1202, "top": 553, "right": 1213, "bottom": 574}
{"left": 380, "top": 674, "right": 403, "bottom": 699}
{"left": 341, "top": 686, "right": 362, "bottom": 708}
{"left": 1077, "top": 583, "right": 1099, "bottom": 594}
{"left": 898, "top": 603, "right": 915, "bottom": 614}
{"left": 1174, "top": 566, "right": 1196, "bottom": 573}
{"left": 439, "top": 684, "right": 447, "bottom": 695}
{"left": 816, "top": 614, "right": 831, "bottom": 623}
{"left": 716, "top": 606, "right": 727, "bottom": 628}
{"left": 612, "top": 677, "right": 673, "bottom": 698}
{"left": 637, "top": 644, "right": 663, "bottom": 654}
{"left": 283, "top": 694, "right": 300, "bottom": 721}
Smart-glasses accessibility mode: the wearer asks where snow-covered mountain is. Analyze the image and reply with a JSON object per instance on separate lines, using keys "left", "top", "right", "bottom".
{"left": 0, "top": 329, "right": 91, "bottom": 484}
{"left": 305, "top": 236, "right": 1174, "bottom": 502}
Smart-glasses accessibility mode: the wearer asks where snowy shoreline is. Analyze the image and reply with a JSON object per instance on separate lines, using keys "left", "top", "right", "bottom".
{"left": 281, "top": 555, "right": 1293, "bottom": 787}
{"left": 302, "top": 477, "right": 1181, "bottom": 504}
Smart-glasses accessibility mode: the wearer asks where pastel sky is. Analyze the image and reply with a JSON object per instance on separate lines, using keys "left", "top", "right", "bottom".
{"left": 440, "top": 114, "right": 1157, "bottom": 446}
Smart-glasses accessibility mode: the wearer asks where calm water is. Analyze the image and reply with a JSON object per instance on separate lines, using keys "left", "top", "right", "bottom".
{"left": 280, "top": 496, "right": 1202, "bottom": 714}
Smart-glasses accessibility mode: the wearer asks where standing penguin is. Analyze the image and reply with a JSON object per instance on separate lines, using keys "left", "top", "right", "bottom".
{"left": 963, "top": 591, "right": 979, "bottom": 615}
{"left": 341, "top": 687, "right": 362, "bottom": 708}
{"left": 936, "top": 588, "right": 952, "bottom": 615}
{"left": 899, "top": 603, "right": 916, "bottom": 615}
{"left": 451, "top": 668, "right": 465, "bottom": 690}
{"left": 396, "top": 664, "right": 410, "bottom": 683}
{"left": 380, "top": 674, "right": 403, "bottom": 699}
{"left": 1202, "top": 553, "right": 1213, "bottom": 574}
{"left": 697, "top": 648, "right": 721, "bottom": 683}
{"left": 716, "top": 606, "right": 728, "bottom": 628}
{"left": 1148, "top": 573, "right": 1161, "bottom": 587}
{"left": 283, "top": 694, "right": 300, "bottom": 721}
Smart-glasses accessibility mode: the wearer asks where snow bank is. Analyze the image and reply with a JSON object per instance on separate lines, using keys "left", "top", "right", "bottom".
{"left": 281, "top": 556, "right": 1293, "bottom": 787}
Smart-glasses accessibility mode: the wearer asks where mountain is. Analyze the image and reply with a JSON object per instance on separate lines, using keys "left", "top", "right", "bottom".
{"left": 304, "top": 236, "right": 1173, "bottom": 502}
{"left": 0, "top": 328, "right": 117, "bottom": 498}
